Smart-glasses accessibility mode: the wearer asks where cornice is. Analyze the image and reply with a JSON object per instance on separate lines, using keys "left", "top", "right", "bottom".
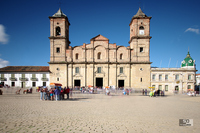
{"left": 48, "top": 61, "right": 152, "bottom": 65}
{"left": 129, "top": 36, "right": 152, "bottom": 44}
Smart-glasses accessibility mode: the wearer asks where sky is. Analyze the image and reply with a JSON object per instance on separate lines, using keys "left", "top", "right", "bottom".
{"left": 0, "top": 0, "right": 200, "bottom": 72}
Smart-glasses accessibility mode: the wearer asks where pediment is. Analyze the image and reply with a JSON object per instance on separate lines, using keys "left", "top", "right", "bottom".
{"left": 117, "top": 73, "right": 127, "bottom": 77}
{"left": 90, "top": 34, "right": 109, "bottom": 41}
{"left": 73, "top": 73, "right": 83, "bottom": 77}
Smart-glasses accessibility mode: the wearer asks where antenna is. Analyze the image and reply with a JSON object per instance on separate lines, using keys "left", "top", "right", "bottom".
{"left": 160, "top": 60, "right": 162, "bottom": 68}
{"left": 176, "top": 60, "right": 178, "bottom": 68}
{"left": 168, "top": 58, "right": 171, "bottom": 68}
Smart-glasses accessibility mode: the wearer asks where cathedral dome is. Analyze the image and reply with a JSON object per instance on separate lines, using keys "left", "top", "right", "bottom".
{"left": 181, "top": 52, "right": 194, "bottom": 67}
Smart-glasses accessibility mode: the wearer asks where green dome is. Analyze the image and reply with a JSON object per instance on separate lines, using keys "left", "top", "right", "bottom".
{"left": 181, "top": 52, "right": 194, "bottom": 67}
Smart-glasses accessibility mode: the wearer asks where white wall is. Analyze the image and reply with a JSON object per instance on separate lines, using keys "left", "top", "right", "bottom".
{"left": 0, "top": 72, "right": 50, "bottom": 88}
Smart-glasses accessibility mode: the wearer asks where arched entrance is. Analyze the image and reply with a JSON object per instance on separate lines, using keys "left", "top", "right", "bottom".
{"left": 175, "top": 86, "right": 179, "bottom": 91}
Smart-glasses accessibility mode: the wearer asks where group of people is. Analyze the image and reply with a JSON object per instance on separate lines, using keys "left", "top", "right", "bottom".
{"left": 142, "top": 89, "right": 148, "bottom": 96}
{"left": 149, "top": 89, "right": 165, "bottom": 97}
{"left": 23, "top": 87, "right": 32, "bottom": 94}
{"left": 39, "top": 86, "right": 70, "bottom": 101}
{"left": 142, "top": 89, "right": 165, "bottom": 97}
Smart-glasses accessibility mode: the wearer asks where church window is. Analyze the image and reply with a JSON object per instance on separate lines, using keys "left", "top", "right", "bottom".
{"left": 56, "top": 47, "right": 60, "bottom": 53}
{"left": 175, "top": 74, "right": 179, "bottom": 80}
{"left": 139, "top": 26, "right": 144, "bottom": 35}
{"left": 97, "top": 67, "right": 101, "bottom": 73}
{"left": 188, "top": 74, "right": 191, "bottom": 80}
{"left": 75, "top": 53, "right": 79, "bottom": 60}
{"left": 140, "top": 47, "right": 143, "bottom": 52}
{"left": 120, "top": 67, "right": 123, "bottom": 73}
{"left": 140, "top": 78, "right": 142, "bottom": 82}
{"left": 57, "top": 78, "right": 59, "bottom": 81}
{"left": 75, "top": 67, "right": 79, "bottom": 73}
{"left": 120, "top": 54, "right": 123, "bottom": 60}
{"left": 97, "top": 52, "right": 101, "bottom": 59}
{"left": 56, "top": 27, "right": 61, "bottom": 36}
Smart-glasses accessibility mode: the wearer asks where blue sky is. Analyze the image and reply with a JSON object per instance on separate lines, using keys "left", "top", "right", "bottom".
{"left": 0, "top": 0, "right": 200, "bottom": 72}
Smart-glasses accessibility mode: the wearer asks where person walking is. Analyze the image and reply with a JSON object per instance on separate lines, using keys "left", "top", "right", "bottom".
{"left": 145, "top": 89, "right": 147, "bottom": 96}
{"left": 66, "top": 87, "right": 70, "bottom": 99}
{"left": 54, "top": 87, "right": 60, "bottom": 101}
{"left": 43, "top": 87, "right": 48, "bottom": 100}
{"left": 40, "top": 87, "right": 44, "bottom": 100}
{"left": 142, "top": 89, "right": 144, "bottom": 95}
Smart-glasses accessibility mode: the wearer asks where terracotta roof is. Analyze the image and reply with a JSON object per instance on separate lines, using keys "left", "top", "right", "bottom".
{"left": 0, "top": 66, "right": 49, "bottom": 72}
{"left": 90, "top": 34, "right": 109, "bottom": 41}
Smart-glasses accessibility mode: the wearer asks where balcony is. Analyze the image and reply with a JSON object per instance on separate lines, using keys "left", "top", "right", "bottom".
{"left": 31, "top": 78, "right": 38, "bottom": 81}
{"left": 0, "top": 77, "right": 7, "bottom": 81}
{"left": 19, "top": 77, "right": 28, "bottom": 81}
{"left": 41, "top": 78, "right": 48, "bottom": 81}
{"left": 9, "top": 77, "right": 17, "bottom": 81}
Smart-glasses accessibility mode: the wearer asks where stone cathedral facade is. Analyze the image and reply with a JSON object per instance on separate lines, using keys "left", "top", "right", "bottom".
{"left": 48, "top": 8, "right": 197, "bottom": 92}
{"left": 49, "top": 8, "right": 151, "bottom": 89}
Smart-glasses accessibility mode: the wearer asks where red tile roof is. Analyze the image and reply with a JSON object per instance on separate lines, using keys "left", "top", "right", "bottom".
{"left": 0, "top": 66, "right": 49, "bottom": 72}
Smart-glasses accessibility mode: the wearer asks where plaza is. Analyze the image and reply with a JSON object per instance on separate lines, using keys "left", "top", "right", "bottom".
{"left": 0, "top": 88, "right": 199, "bottom": 133}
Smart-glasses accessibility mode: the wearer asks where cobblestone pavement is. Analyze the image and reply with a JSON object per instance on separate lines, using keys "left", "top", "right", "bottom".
{"left": 0, "top": 88, "right": 200, "bottom": 133}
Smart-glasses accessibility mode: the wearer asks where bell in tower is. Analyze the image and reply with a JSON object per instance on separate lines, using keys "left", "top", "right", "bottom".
{"left": 49, "top": 8, "right": 70, "bottom": 62}
{"left": 129, "top": 7, "right": 152, "bottom": 62}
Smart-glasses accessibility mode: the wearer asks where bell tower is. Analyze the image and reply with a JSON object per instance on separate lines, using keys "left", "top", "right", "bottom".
{"left": 49, "top": 8, "right": 70, "bottom": 62}
{"left": 129, "top": 7, "right": 151, "bottom": 62}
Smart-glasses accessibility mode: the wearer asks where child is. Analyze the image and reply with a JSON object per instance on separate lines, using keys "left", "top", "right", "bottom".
{"left": 50, "top": 88, "right": 54, "bottom": 101}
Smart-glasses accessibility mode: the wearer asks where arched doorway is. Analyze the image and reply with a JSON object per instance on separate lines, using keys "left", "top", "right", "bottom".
{"left": 175, "top": 86, "right": 179, "bottom": 91}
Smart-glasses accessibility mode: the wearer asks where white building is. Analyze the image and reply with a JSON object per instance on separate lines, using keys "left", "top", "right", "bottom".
{"left": 0, "top": 66, "right": 50, "bottom": 88}
{"left": 196, "top": 73, "right": 200, "bottom": 85}
{"left": 151, "top": 52, "right": 197, "bottom": 93}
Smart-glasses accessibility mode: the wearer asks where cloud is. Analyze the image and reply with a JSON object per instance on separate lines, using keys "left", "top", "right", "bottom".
{"left": 185, "top": 28, "right": 199, "bottom": 34}
{"left": 0, "top": 24, "right": 9, "bottom": 44}
{"left": 0, "top": 58, "right": 9, "bottom": 68}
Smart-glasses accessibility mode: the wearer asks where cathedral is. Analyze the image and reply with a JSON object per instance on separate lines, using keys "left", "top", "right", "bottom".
{"left": 0, "top": 7, "right": 197, "bottom": 93}
{"left": 49, "top": 8, "right": 152, "bottom": 89}
{"left": 48, "top": 8, "right": 197, "bottom": 92}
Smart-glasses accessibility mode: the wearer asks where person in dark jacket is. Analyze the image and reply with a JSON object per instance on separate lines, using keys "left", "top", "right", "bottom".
{"left": 54, "top": 87, "right": 60, "bottom": 101}
{"left": 65, "top": 87, "right": 70, "bottom": 99}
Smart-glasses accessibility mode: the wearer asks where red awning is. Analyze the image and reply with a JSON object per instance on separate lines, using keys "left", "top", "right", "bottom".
{"left": 50, "top": 83, "right": 62, "bottom": 86}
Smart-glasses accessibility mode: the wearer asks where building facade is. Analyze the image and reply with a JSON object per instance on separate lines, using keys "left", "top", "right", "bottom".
{"left": 151, "top": 52, "right": 196, "bottom": 93}
{"left": 0, "top": 66, "right": 49, "bottom": 88}
{"left": 49, "top": 8, "right": 152, "bottom": 89}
